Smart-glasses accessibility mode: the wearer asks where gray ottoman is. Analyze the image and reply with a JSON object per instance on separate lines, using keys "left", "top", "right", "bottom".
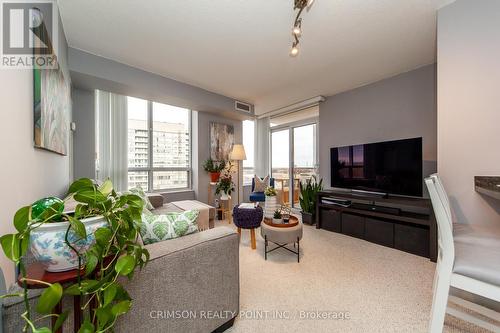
{"left": 260, "top": 218, "right": 303, "bottom": 262}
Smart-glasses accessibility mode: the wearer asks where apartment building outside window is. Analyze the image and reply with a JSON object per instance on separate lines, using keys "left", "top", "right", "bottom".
{"left": 127, "top": 97, "right": 191, "bottom": 191}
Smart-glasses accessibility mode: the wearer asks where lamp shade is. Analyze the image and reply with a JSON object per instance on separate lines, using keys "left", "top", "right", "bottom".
{"left": 229, "top": 144, "right": 246, "bottom": 161}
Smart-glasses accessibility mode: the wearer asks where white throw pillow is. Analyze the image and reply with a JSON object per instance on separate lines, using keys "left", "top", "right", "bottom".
{"left": 254, "top": 175, "right": 269, "bottom": 192}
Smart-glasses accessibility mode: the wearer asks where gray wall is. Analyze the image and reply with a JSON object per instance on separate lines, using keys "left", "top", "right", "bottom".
{"left": 438, "top": 0, "right": 500, "bottom": 225}
{"left": 72, "top": 88, "right": 95, "bottom": 179}
{"left": 318, "top": 64, "right": 437, "bottom": 194}
{"left": 193, "top": 111, "right": 243, "bottom": 205}
{"left": 68, "top": 48, "right": 253, "bottom": 120}
{"left": 70, "top": 49, "right": 251, "bottom": 191}
{"left": 0, "top": 10, "right": 70, "bottom": 286}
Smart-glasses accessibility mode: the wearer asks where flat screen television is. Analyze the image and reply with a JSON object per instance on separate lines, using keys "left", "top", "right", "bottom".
{"left": 330, "top": 137, "right": 423, "bottom": 197}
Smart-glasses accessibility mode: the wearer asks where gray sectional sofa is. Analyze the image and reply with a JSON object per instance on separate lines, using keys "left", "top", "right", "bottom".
{"left": 1, "top": 196, "right": 239, "bottom": 333}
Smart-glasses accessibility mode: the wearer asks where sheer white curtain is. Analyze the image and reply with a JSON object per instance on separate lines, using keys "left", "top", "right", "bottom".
{"left": 95, "top": 90, "right": 128, "bottom": 191}
{"left": 254, "top": 117, "right": 270, "bottom": 178}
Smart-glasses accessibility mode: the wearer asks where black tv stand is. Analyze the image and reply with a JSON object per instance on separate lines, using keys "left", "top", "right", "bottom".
{"left": 317, "top": 190, "right": 437, "bottom": 262}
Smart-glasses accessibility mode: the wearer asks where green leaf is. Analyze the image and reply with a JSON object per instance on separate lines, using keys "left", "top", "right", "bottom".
{"left": 33, "top": 327, "right": 51, "bottom": 333}
{"left": 115, "top": 255, "right": 135, "bottom": 276}
{"left": 77, "top": 319, "right": 95, "bottom": 333}
{"left": 13, "top": 206, "right": 30, "bottom": 232}
{"left": 124, "top": 194, "right": 143, "bottom": 209}
{"left": 36, "top": 283, "right": 63, "bottom": 314}
{"left": 95, "top": 305, "right": 114, "bottom": 328}
{"left": 0, "top": 234, "right": 21, "bottom": 262}
{"left": 74, "top": 204, "right": 89, "bottom": 219}
{"left": 64, "top": 280, "right": 99, "bottom": 296}
{"left": 53, "top": 310, "right": 69, "bottom": 332}
{"left": 142, "top": 248, "right": 150, "bottom": 263}
{"left": 68, "top": 178, "right": 94, "bottom": 194}
{"left": 74, "top": 189, "right": 107, "bottom": 205}
{"left": 111, "top": 300, "right": 131, "bottom": 316}
{"left": 68, "top": 216, "right": 87, "bottom": 239}
{"left": 103, "top": 283, "right": 118, "bottom": 306}
{"left": 63, "top": 283, "right": 81, "bottom": 296}
{"left": 115, "top": 284, "right": 131, "bottom": 301}
{"left": 98, "top": 179, "right": 113, "bottom": 197}
{"left": 94, "top": 227, "right": 112, "bottom": 247}
{"left": 85, "top": 253, "right": 98, "bottom": 276}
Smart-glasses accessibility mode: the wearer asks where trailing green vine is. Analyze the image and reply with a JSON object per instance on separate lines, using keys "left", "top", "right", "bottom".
{"left": 0, "top": 178, "right": 149, "bottom": 332}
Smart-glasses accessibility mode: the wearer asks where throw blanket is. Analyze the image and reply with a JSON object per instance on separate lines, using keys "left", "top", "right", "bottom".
{"left": 172, "top": 200, "right": 211, "bottom": 231}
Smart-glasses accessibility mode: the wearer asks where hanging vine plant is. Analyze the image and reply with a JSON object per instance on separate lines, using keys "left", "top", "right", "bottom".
{"left": 0, "top": 178, "right": 149, "bottom": 332}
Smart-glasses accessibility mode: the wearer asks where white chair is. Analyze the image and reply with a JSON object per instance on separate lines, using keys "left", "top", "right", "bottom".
{"left": 425, "top": 175, "right": 500, "bottom": 333}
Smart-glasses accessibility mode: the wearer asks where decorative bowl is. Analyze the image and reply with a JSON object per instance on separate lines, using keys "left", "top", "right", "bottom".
{"left": 30, "top": 216, "right": 107, "bottom": 272}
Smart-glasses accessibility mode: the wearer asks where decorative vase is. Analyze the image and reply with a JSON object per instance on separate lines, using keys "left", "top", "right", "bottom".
{"left": 264, "top": 196, "right": 277, "bottom": 218}
{"left": 220, "top": 193, "right": 230, "bottom": 201}
{"left": 30, "top": 216, "right": 107, "bottom": 272}
{"left": 272, "top": 218, "right": 283, "bottom": 224}
{"left": 209, "top": 172, "right": 221, "bottom": 182}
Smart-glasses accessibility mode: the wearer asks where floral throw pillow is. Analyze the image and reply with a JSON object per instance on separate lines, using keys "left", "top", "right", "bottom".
{"left": 128, "top": 187, "right": 154, "bottom": 210}
{"left": 140, "top": 210, "right": 199, "bottom": 245}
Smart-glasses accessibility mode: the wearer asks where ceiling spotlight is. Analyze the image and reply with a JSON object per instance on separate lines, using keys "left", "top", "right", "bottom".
{"left": 290, "top": 43, "right": 299, "bottom": 57}
{"left": 293, "top": 19, "right": 302, "bottom": 36}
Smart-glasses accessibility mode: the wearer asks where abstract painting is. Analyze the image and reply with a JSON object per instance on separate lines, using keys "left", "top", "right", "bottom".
{"left": 33, "top": 61, "right": 71, "bottom": 155}
{"left": 210, "top": 122, "right": 234, "bottom": 161}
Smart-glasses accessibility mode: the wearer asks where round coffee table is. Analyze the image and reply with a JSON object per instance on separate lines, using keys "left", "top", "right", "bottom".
{"left": 260, "top": 215, "right": 303, "bottom": 262}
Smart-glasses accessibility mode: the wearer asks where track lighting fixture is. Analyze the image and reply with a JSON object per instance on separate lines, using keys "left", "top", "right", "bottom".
{"left": 290, "top": 0, "right": 315, "bottom": 57}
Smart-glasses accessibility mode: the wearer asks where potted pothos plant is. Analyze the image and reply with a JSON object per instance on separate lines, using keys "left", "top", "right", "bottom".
{"left": 215, "top": 174, "right": 234, "bottom": 200}
{"left": 203, "top": 159, "right": 226, "bottom": 182}
{"left": 0, "top": 178, "right": 149, "bottom": 333}
{"left": 299, "top": 176, "right": 323, "bottom": 225}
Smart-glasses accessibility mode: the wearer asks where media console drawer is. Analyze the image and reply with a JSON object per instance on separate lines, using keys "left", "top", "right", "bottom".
{"left": 365, "top": 218, "right": 394, "bottom": 247}
{"left": 341, "top": 214, "right": 365, "bottom": 238}
{"left": 320, "top": 209, "right": 341, "bottom": 232}
{"left": 394, "top": 223, "right": 429, "bottom": 258}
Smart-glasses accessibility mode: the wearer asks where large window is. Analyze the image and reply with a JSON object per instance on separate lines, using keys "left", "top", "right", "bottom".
{"left": 127, "top": 97, "right": 191, "bottom": 191}
{"left": 242, "top": 120, "right": 255, "bottom": 185}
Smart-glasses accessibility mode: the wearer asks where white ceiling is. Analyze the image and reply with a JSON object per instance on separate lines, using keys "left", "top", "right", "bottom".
{"left": 58, "top": 0, "right": 454, "bottom": 115}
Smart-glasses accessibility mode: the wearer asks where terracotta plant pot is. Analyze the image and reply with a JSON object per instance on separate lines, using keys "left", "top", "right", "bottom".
{"left": 209, "top": 172, "right": 221, "bottom": 182}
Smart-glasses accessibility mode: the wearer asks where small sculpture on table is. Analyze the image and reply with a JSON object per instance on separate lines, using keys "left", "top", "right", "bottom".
{"left": 280, "top": 204, "right": 292, "bottom": 223}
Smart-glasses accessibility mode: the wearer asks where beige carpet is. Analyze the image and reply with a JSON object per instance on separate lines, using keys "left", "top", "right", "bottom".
{"left": 214, "top": 219, "right": 491, "bottom": 333}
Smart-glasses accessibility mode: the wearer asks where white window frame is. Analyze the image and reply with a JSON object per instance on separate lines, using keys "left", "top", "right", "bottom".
{"left": 128, "top": 100, "right": 192, "bottom": 192}
{"left": 270, "top": 118, "right": 318, "bottom": 207}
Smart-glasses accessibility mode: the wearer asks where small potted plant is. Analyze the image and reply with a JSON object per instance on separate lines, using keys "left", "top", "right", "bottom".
{"left": 299, "top": 176, "right": 323, "bottom": 225}
{"left": 264, "top": 186, "right": 278, "bottom": 218}
{"left": 215, "top": 174, "right": 234, "bottom": 200}
{"left": 203, "top": 158, "right": 226, "bottom": 182}
{"left": 273, "top": 210, "right": 283, "bottom": 224}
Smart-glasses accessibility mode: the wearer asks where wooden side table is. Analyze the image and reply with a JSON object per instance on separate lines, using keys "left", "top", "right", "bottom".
{"left": 18, "top": 262, "right": 84, "bottom": 333}
{"left": 208, "top": 182, "right": 233, "bottom": 223}
{"left": 220, "top": 197, "right": 233, "bottom": 224}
